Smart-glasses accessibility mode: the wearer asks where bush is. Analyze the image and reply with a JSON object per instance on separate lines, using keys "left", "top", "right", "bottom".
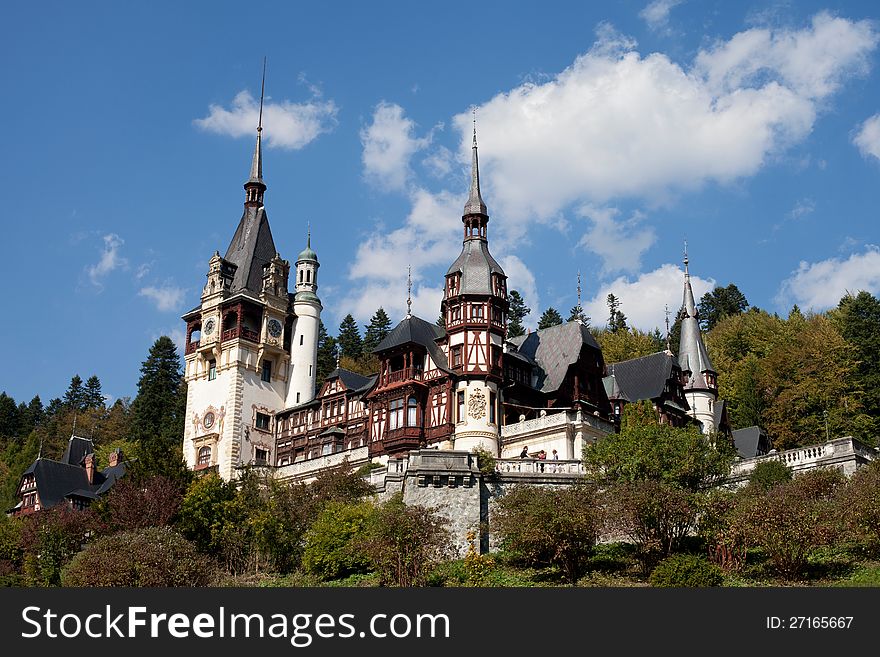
{"left": 302, "top": 501, "right": 374, "bottom": 581}
{"left": 649, "top": 554, "right": 724, "bottom": 587}
{"left": 62, "top": 527, "right": 209, "bottom": 586}
{"left": 19, "top": 507, "right": 97, "bottom": 586}
{"left": 601, "top": 480, "right": 699, "bottom": 574}
{"left": 727, "top": 469, "right": 844, "bottom": 579}
{"left": 836, "top": 461, "right": 880, "bottom": 555}
{"left": 355, "top": 493, "right": 452, "bottom": 587}
{"left": 493, "top": 483, "right": 598, "bottom": 583}
{"left": 747, "top": 460, "right": 792, "bottom": 491}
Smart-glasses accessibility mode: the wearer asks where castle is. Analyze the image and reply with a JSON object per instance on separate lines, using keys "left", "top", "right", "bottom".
{"left": 180, "top": 109, "right": 731, "bottom": 485}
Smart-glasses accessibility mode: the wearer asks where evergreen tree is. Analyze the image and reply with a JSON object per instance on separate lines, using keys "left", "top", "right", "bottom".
{"left": 436, "top": 313, "right": 445, "bottom": 328}
{"left": 17, "top": 396, "right": 44, "bottom": 438}
{"left": 316, "top": 321, "right": 338, "bottom": 386}
{"left": 129, "top": 337, "right": 188, "bottom": 483}
{"left": 537, "top": 307, "right": 564, "bottom": 330}
{"left": 508, "top": 290, "right": 530, "bottom": 337}
{"left": 63, "top": 375, "right": 86, "bottom": 411}
{"left": 607, "top": 294, "right": 627, "bottom": 332}
{"left": 834, "top": 291, "right": 880, "bottom": 422}
{"left": 83, "top": 375, "right": 105, "bottom": 410}
{"left": 698, "top": 284, "right": 749, "bottom": 331}
{"left": 337, "top": 314, "right": 363, "bottom": 361}
{"left": 0, "top": 393, "right": 18, "bottom": 439}
{"left": 363, "top": 307, "right": 392, "bottom": 354}
{"left": 568, "top": 304, "right": 590, "bottom": 326}
{"left": 669, "top": 315, "right": 682, "bottom": 355}
{"left": 45, "top": 398, "right": 63, "bottom": 417}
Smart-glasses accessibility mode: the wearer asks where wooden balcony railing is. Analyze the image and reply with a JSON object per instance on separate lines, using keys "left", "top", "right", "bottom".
{"left": 185, "top": 340, "right": 200, "bottom": 355}
{"left": 386, "top": 368, "right": 423, "bottom": 384}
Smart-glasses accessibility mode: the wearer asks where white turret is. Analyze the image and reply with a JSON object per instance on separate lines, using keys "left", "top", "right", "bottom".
{"left": 286, "top": 231, "right": 321, "bottom": 407}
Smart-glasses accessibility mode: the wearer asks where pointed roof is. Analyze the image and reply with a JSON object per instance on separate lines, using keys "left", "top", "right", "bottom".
{"left": 224, "top": 205, "right": 277, "bottom": 295}
{"left": 62, "top": 435, "right": 94, "bottom": 466}
{"left": 463, "top": 125, "right": 487, "bottom": 216}
{"left": 507, "top": 321, "right": 602, "bottom": 393}
{"left": 374, "top": 315, "right": 450, "bottom": 372}
{"left": 325, "top": 367, "right": 374, "bottom": 392}
{"left": 297, "top": 228, "right": 318, "bottom": 263}
{"left": 677, "top": 251, "right": 716, "bottom": 389}
{"left": 247, "top": 129, "right": 264, "bottom": 186}
{"left": 603, "top": 351, "right": 681, "bottom": 403}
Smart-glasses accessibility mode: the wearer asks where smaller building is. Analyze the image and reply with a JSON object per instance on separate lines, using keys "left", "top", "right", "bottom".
{"left": 732, "top": 425, "right": 773, "bottom": 459}
{"left": 603, "top": 351, "right": 695, "bottom": 427}
{"left": 7, "top": 436, "right": 127, "bottom": 516}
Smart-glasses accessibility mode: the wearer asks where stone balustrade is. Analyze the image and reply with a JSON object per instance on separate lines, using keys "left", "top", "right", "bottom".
{"left": 494, "top": 458, "right": 585, "bottom": 475}
{"left": 273, "top": 445, "right": 370, "bottom": 483}
{"left": 501, "top": 410, "right": 612, "bottom": 439}
{"left": 729, "top": 436, "right": 877, "bottom": 483}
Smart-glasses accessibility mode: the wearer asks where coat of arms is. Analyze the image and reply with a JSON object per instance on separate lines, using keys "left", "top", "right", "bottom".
{"left": 468, "top": 388, "right": 487, "bottom": 419}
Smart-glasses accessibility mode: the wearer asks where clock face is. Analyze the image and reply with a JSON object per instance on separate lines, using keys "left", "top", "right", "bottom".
{"left": 204, "top": 319, "right": 216, "bottom": 335}
{"left": 268, "top": 319, "right": 282, "bottom": 337}
{"left": 203, "top": 412, "right": 215, "bottom": 430}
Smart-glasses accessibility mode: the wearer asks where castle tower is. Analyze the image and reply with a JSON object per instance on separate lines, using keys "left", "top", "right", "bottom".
{"left": 441, "top": 122, "right": 508, "bottom": 455}
{"left": 286, "top": 230, "right": 322, "bottom": 407}
{"left": 181, "top": 65, "right": 308, "bottom": 479}
{"left": 677, "top": 247, "right": 719, "bottom": 434}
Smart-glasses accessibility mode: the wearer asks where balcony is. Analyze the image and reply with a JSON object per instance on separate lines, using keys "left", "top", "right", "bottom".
{"left": 185, "top": 340, "right": 200, "bottom": 355}
{"left": 221, "top": 327, "right": 260, "bottom": 343}
{"left": 385, "top": 368, "right": 423, "bottom": 385}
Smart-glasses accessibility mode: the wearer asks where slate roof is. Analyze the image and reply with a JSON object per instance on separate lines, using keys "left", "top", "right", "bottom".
{"left": 732, "top": 426, "right": 770, "bottom": 459}
{"left": 507, "top": 321, "right": 602, "bottom": 393}
{"left": 603, "top": 352, "right": 679, "bottom": 403}
{"left": 224, "top": 205, "right": 277, "bottom": 295}
{"left": 445, "top": 239, "right": 505, "bottom": 295}
{"left": 374, "top": 315, "right": 450, "bottom": 372}
{"left": 62, "top": 435, "right": 94, "bottom": 466}
{"left": 326, "top": 368, "right": 375, "bottom": 393}
{"left": 678, "top": 273, "right": 716, "bottom": 389}
{"left": 21, "top": 456, "right": 127, "bottom": 510}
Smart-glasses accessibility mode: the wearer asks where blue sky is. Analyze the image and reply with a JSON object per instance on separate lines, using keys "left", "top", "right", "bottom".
{"left": 2, "top": 0, "right": 879, "bottom": 404}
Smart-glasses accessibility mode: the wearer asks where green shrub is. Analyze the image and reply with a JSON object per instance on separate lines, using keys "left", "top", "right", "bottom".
{"left": 302, "top": 501, "right": 374, "bottom": 581}
{"left": 62, "top": 527, "right": 209, "bottom": 586}
{"left": 747, "top": 460, "right": 792, "bottom": 491}
{"left": 649, "top": 554, "right": 723, "bottom": 587}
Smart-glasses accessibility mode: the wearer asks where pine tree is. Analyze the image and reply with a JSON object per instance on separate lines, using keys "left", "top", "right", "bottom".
{"left": 316, "top": 321, "right": 338, "bottom": 386}
{"left": 537, "top": 307, "right": 564, "bottom": 330}
{"left": 129, "top": 336, "right": 188, "bottom": 483}
{"left": 0, "top": 392, "right": 18, "bottom": 438}
{"left": 17, "top": 396, "right": 44, "bottom": 438}
{"left": 508, "top": 290, "right": 530, "bottom": 337}
{"left": 337, "top": 314, "right": 363, "bottom": 361}
{"left": 83, "top": 375, "right": 105, "bottom": 410}
{"left": 568, "top": 304, "right": 590, "bottom": 326}
{"left": 363, "top": 307, "right": 392, "bottom": 354}
{"left": 607, "top": 294, "right": 627, "bottom": 332}
{"left": 698, "top": 284, "right": 749, "bottom": 331}
{"left": 436, "top": 313, "right": 445, "bottom": 328}
{"left": 63, "top": 375, "right": 86, "bottom": 411}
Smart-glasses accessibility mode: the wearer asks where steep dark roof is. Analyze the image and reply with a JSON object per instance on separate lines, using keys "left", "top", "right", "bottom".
{"left": 732, "top": 426, "right": 769, "bottom": 459}
{"left": 326, "top": 368, "right": 373, "bottom": 392}
{"left": 62, "top": 436, "right": 94, "bottom": 466}
{"left": 374, "top": 315, "right": 450, "bottom": 371}
{"left": 603, "top": 352, "right": 678, "bottom": 403}
{"left": 507, "top": 321, "right": 601, "bottom": 393}
{"left": 224, "top": 205, "right": 277, "bottom": 295}
{"left": 445, "top": 239, "right": 505, "bottom": 295}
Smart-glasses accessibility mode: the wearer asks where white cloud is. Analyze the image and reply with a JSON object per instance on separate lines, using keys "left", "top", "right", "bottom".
{"left": 361, "top": 102, "right": 432, "bottom": 191}
{"left": 639, "top": 0, "right": 683, "bottom": 33}
{"left": 776, "top": 246, "right": 880, "bottom": 310}
{"left": 498, "top": 255, "right": 540, "bottom": 328}
{"left": 195, "top": 90, "right": 338, "bottom": 150}
{"left": 152, "top": 327, "right": 187, "bottom": 357}
{"left": 853, "top": 113, "right": 880, "bottom": 161}
{"left": 789, "top": 197, "right": 815, "bottom": 219}
{"left": 447, "top": 13, "right": 876, "bottom": 232}
{"left": 583, "top": 264, "right": 715, "bottom": 331}
{"left": 86, "top": 233, "right": 127, "bottom": 288}
{"left": 577, "top": 205, "right": 657, "bottom": 275}
{"left": 139, "top": 284, "right": 186, "bottom": 312}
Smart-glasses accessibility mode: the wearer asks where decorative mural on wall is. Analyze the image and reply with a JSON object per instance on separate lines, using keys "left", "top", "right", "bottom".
{"left": 468, "top": 388, "right": 487, "bottom": 420}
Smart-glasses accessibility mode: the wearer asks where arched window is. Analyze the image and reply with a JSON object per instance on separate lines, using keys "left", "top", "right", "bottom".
{"left": 197, "top": 446, "right": 211, "bottom": 466}
{"left": 407, "top": 396, "right": 418, "bottom": 426}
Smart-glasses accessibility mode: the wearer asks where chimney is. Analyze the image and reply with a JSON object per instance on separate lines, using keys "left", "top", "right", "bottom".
{"left": 84, "top": 453, "right": 96, "bottom": 485}
{"left": 108, "top": 448, "right": 123, "bottom": 468}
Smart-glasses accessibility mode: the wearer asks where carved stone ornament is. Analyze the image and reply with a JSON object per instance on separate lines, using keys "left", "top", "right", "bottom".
{"left": 468, "top": 388, "right": 487, "bottom": 420}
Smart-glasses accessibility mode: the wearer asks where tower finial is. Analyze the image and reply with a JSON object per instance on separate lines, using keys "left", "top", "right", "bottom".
{"left": 406, "top": 265, "right": 413, "bottom": 318}
{"left": 245, "top": 58, "right": 267, "bottom": 203}
{"left": 683, "top": 239, "right": 689, "bottom": 277}
{"left": 665, "top": 304, "right": 672, "bottom": 354}
{"left": 577, "top": 270, "right": 582, "bottom": 308}
{"left": 307, "top": 222, "right": 311, "bottom": 249}
{"left": 463, "top": 107, "right": 487, "bottom": 216}
{"left": 258, "top": 56, "right": 266, "bottom": 134}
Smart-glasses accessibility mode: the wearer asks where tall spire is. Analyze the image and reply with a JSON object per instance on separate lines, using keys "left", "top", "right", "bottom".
{"left": 245, "top": 58, "right": 267, "bottom": 206}
{"left": 682, "top": 240, "right": 697, "bottom": 317}
{"left": 664, "top": 304, "right": 672, "bottom": 354}
{"left": 677, "top": 247, "right": 716, "bottom": 388}
{"left": 463, "top": 108, "right": 487, "bottom": 216}
{"left": 406, "top": 265, "right": 413, "bottom": 319}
